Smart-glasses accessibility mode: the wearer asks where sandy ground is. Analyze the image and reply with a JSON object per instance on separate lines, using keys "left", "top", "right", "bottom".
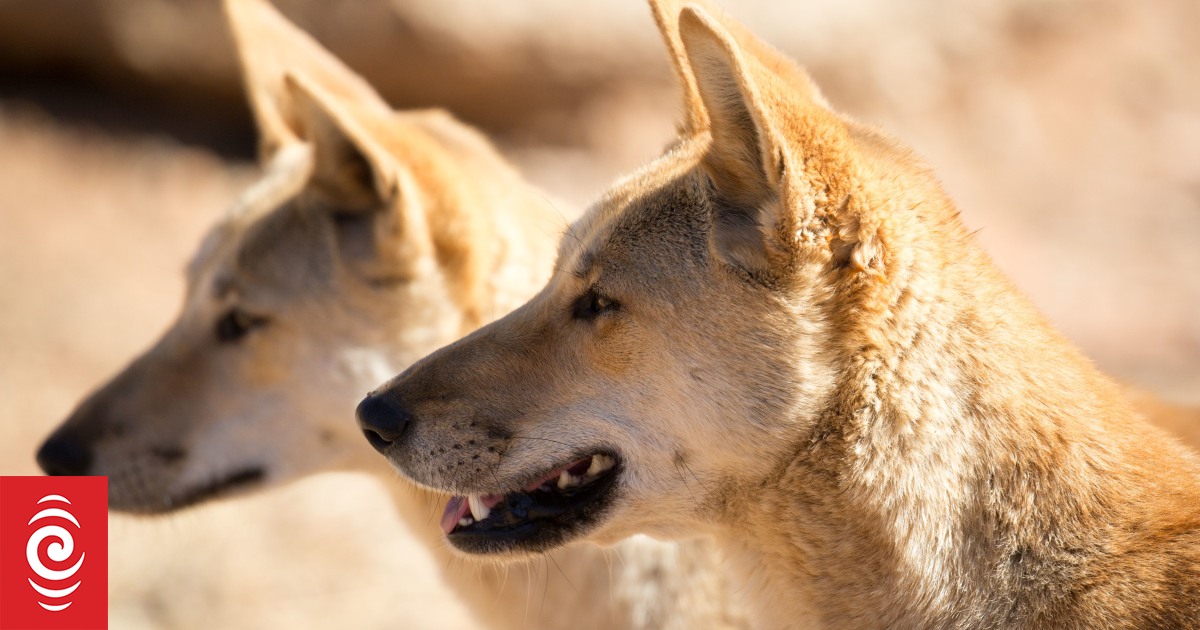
{"left": 0, "top": 0, "right": 1197, "bottom": 627}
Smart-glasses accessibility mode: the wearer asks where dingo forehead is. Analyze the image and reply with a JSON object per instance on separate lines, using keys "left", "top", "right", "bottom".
{"left": 557, "top": 136, "right": 711, "bottom": 282}
{"left": 186, "top": 143, "right": 315, "bottom": 289}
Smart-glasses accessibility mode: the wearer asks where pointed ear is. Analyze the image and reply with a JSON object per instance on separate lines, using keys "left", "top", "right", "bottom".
{"left": 679, "top": 5, "right": 792, "bottom": 278}
{"left": 223, "top": 0, "right": 390, "bottom": 162}
{"left": 284, "top": 73, "right": 432, "bottom": 276}
{"left": 284, "top": 72, "right": 397, "bottom": 206}
{"left": 648, "top": 0, "right": 707, "bottom": 132}
{"left": 650, "top": 0, "right": 826, "bottom": 135}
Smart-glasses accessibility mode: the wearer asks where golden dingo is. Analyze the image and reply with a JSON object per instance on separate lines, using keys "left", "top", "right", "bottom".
{"left": 360, "top": 1, "right": 1200, "bottom": 627}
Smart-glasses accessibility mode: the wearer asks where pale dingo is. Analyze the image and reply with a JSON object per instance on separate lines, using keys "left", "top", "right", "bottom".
{"left": 37, "top": 1, "right": 748, "bottom": 628}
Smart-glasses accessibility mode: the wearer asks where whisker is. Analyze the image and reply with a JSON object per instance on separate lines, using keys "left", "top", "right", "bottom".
{"left": 495, "top": 562, "right": 510, "bottom": 605}
{"left": 538, "top": 193, "right": 575, "bottom": 234}
{"left": 424, "top": 485, "right": 440, "bottom": 525}
{"left": 507, "top": 435, "right": 579, "bottom": 449}
{"left": 676, "top": 461, "right": 699, "bottom": 508}
{"left": 682, "top": 461, "right": 712, "bottom": 496}
{"left": 540, "top": 555, "right": 551, "bottom": 618}
{"left": 604, "top": 547, "right": 616, "bottom": 611}
{"left": 547, "top": 550, "right": 576, "bottom": 594}
{"left": 524, "top": 555, "right": 534, "bottom": 625}
{"left": 486, "top": 460, "right": 506, "bottom": 497}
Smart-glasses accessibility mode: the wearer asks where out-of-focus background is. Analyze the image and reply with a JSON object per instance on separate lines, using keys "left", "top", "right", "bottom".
{"left": 1, "top": 0, "right": 1196, "bottom": 627}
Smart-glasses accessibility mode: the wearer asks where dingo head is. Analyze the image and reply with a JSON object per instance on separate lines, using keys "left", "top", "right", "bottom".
{"left": 358, "top": 0, "right": 958, "bottom": 557}
{"left": 37, "top": 0, "right": 555, "bottom": 513}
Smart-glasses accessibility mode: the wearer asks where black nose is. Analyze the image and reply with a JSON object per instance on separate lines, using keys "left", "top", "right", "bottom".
{"left": 356, "top": 393, "right": 412, "bottom": 453}
{"left": 37, "top": 434, "right": 93, "bottom": 476}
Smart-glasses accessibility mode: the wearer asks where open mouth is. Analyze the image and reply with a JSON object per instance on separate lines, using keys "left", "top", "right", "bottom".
{"left": 440, "top": 452, "right": 620, "bottom": 554}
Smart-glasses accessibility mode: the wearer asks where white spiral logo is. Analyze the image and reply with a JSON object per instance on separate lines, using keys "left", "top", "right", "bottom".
{"left": 26, "top": 494, "right": 86, "bottom": 612}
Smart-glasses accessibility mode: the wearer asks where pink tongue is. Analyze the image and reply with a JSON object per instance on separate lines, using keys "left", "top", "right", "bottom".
{"left": 440, "top": 496, "right": 469, "bottom": 535}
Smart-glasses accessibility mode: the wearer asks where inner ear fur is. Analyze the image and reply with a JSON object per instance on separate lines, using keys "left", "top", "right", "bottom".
{"left": 649, "top": 0, "right": 826, "bottom": 134}
{"left": 284, "top": 73, "right": 433, "bottom": 277}
{"left": 678, "top": 5, "right": 791, "bottom": 278}
{"left": 224, "top": 0, "right": 391, "bottom": 162}
{"left": 284, "top": 72, "right": 398, "bottom": 210}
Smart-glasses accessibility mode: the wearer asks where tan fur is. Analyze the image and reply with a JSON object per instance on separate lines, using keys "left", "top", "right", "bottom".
{"left": 35, "top": 1, "right": 749, "bottom": 628}
{"left": 367, "top": 2, "right": 1200, "bottom": 628}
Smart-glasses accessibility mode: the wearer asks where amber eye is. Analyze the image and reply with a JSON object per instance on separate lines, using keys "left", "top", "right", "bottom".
{"left": 215, "top": 308, "right": 269, "bottom": 343}
{"left": 572, "top": 289, "right": 619, "bottom": 321}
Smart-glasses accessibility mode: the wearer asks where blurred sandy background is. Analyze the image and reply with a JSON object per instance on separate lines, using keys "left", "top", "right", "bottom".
{"left": 1, "top": 0, "right": 1197, "bottom": 628}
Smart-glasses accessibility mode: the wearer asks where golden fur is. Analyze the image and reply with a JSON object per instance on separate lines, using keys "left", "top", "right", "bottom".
{"left": 36, "top": 1, "right": 749, "bottom": 628}
{"left": 366, "top": 1, "right": 1200, "bottom": 627}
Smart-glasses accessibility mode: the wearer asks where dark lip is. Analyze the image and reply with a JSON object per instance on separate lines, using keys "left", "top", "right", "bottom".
{"left": 168, "top": 467, "right": 266, "bottom": 510}
{"left": 115, "top": 467, "right": 266, "bottom": 514}
{"left": 446, "top": 453, "right": 621, "bottom": 555}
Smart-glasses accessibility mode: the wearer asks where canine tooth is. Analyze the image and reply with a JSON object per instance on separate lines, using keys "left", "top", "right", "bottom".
{"left": 458, "top": 517, "right": 473, "bottom": 527}
{"left": 557, "top": 470, "right": 580, "bottom": 489}
{"left": 587, "top": 454, "right": 615, "bottom": 477}
{"left": 468, "top": 495, "right": 491, "bottom": 521}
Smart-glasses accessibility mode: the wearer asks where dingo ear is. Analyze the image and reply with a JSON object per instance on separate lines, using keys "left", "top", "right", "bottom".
{"left": 284, "top": 73, "right": 431, "bottom": 273}
{"left": 224, "top": 0, "right": 390, "bottom": 162}
{"left": 651, "top": 0, "right": 826, "bottom": 134}
{"left": 679, "top": 5, "right": 791, "bottom": 277}
{"left": 648, "top": 0, "right": 706, "bottom": 132}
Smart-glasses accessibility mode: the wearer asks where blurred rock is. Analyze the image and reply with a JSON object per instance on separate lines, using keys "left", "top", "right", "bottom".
{"left": 0, "top": 0, "right": 668, "bottom": 148}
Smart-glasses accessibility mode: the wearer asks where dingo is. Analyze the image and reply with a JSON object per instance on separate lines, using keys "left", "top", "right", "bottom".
{"left": 360, "top": 1, "right": 1200, "bottom": 627}
{"left": 36, "top": 1, "right": 747, "bottom": 628}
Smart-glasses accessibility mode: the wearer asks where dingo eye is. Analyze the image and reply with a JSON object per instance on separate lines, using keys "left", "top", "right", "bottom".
{"left": 572, "top": 289, "right": 619, "bottom": 321}
{"left": 215, "top": 308, "right": 269, "bottom": 343}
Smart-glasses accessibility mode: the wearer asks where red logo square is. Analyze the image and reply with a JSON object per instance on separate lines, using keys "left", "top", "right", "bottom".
{"left": 0, "top": 477, "right": 107, "bottom": 630}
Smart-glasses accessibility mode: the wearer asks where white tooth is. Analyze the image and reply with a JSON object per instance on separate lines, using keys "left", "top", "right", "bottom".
{"left": 557, "top": 471, "right": 579, "bottom": 489}
{"left": 468, "top": 495, "right": 491, "bottom": 521}
{"left": 587, "top": 454, "right": 615, "bottom": 477}
{"left": 458, "top": 517, "right": 473, "bottom": 527}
